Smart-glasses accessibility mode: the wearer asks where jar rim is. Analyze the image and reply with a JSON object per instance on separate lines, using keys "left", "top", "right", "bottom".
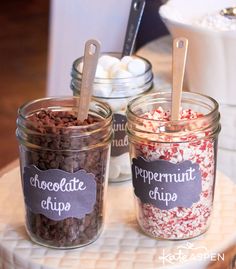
{"left": 127, "top": 91, "right": 219, "bottom": 125}
{"left": 17, "top": 96, "right": 113, "bottom": 131}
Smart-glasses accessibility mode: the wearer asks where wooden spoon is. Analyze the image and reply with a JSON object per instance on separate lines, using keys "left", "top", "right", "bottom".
{"left": 77, "top": 39, "right": 101, "bottom": 121}
{"left": 171, "top": 37, "right": 188, "bottom": 121}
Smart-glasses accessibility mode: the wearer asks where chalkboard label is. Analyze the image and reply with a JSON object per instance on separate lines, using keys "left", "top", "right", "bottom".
{"left": 111, "top": 113, "right": 129, "bottom": 157}
{"left": 23, "top": 165, "right": 96, "bottom": 221}
{"left": 132, "top": 157, "right": 202, "bottom": 210}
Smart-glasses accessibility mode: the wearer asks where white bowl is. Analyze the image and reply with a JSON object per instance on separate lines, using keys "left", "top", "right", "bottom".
{"left": 159, "top": 0, "right": 236, "bottom": 106}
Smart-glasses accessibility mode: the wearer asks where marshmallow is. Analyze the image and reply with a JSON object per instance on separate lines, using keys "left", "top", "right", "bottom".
{"left": 113, "top": 70, "right": 132, "bottom": 79}
{"left": 111, "top": 69, "right": 132, "bottom": 95}
{"left": 80, "top": 55, "right": 147, "bottom": 80}
{"left": 98, "top": 55, "right": 120, "bottom": 71}
{"left": 78, "top": 62, "right": 109, "bottom": 79}
{"left": 93, "top": 64, "right": 112, "bottom": 97}
{"left": 127, "top": 58, "right": 146, "bottom": 76}
{"left": 95, "top": 64, "right": 109, "bottom": 78}
{"left": 121, "top": 56, "right": 133, "bottom": 66}
{"left": 120, "top": 163, "right": 131, "bottom": 175}
{"left": 109, "top": 159, "right": 121, "bottom": 180}
{"left": 117, "top": 153, "right": 131, "bottom": 175}
{"left": 109, "top": 153, "right": 131, "bottom": 181}
{"left": 109, "top": 62, "right": 126, "bottom": 78}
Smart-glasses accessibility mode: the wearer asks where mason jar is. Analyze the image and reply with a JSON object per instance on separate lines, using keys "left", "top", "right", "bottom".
{"left": 16, "top": 96, "right": 113, "bottom": 248}
{"left": 126, "top": 91, "right": 221, "bottom": 240}
{"left": 71, "top": 52, "right": 153, "bottom": 182}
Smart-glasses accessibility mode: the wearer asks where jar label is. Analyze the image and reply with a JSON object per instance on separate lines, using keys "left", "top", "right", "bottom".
{"left": 111, "top": 113, "right": 129, "bottom": 157}
{"left": 23, "top": 165, "right": 97, "bottom": 221}
{"left": 132, "top": 157, "right": 202, "bottom": 210}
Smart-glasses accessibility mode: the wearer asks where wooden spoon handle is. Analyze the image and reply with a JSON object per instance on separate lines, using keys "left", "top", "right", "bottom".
{"left": 171, "top": 37, "right": 188, "bottom": 121}
{"left": 77, "top": 39, "right": 101, "bottom": 121}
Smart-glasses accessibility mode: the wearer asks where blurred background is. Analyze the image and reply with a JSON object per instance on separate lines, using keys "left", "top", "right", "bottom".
{"left": 0, "top": 0, "right": 49, "bottom": 169}
{"left": 0, "top": 0, "right": 168, "bottom": 169}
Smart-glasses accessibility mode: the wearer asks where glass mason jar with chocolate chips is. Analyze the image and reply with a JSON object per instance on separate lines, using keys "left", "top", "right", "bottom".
{"left": 16, "top": 96, "right": 113, "bottom": 249}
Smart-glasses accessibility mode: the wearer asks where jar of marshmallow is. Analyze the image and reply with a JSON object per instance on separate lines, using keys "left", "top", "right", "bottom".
{"left": 71, "top": 53, "right": 153, "bottom": 182}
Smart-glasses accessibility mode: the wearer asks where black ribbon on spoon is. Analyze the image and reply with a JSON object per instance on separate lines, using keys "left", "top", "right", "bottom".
{"left": 122, "top": 0, "right": 146, "bottom": 57}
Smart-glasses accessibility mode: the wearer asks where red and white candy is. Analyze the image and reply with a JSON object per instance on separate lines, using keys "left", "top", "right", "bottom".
{"left": 134, "top": 107, "right": 215, "bottom": 239}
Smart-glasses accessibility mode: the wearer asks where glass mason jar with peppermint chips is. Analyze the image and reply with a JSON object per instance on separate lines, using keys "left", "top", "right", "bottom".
{"left": 71, "top": 53, "right": 153, "bottom": 183}
{"left": 126, "top": 91, "right": 221, "bottom": 240}
{"left": 16, "top": 96, "right": 113, "bottom": 248}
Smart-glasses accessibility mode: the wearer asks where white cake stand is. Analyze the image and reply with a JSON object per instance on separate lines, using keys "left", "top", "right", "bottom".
{"left": 0, "top": 164, "right": 236, "bottom": 269}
